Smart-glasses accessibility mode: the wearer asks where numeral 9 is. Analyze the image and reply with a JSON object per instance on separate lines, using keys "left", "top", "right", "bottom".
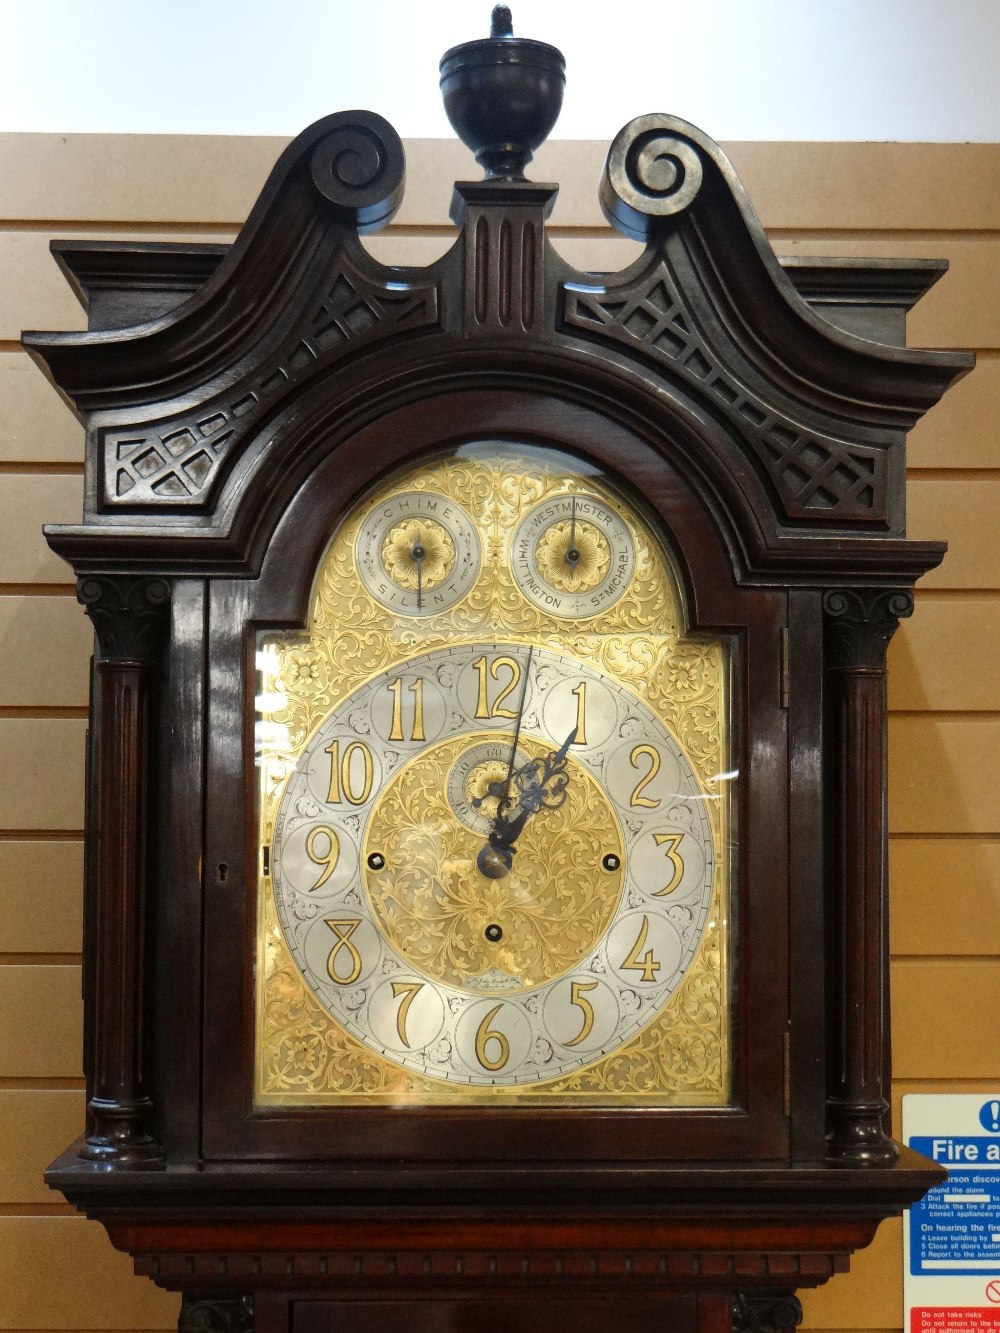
{"left": 305, "top": 825, "right": 340, "bottom": 890}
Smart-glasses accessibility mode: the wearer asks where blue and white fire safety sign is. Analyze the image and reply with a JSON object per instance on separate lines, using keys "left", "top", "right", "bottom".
{"left": 904, "top": 1094, "right": 1000, "bottom": 1333}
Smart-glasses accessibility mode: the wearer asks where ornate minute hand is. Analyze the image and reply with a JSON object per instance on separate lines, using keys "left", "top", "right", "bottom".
{"left": 499, "top": 645, "right": 533, "bottom": 813}
{"left": 473, "top": 645, "right": 532, "bottom": 880}
{"left": 472, "top": 647, "right": 534, "bottom": 821}
{"left": 476, "top": 722, "right": 578, "bottom": 879}
{"left": 494, "top": 725, "right": 577, "bottom": 842}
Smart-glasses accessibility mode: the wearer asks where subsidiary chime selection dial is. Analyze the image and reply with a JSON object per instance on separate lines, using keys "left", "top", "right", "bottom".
{"left": 270, "top": 643, "right": 715, "bottom": 1086}
{"left": 512, "top": 492, "right": 636, "bottom": 618}
{"left": 355, "top": 490, "right": 481, "bottom": 616}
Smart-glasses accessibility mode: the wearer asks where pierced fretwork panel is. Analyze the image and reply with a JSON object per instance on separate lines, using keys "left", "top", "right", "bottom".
{"left": 563, "top": 268, "right": 886, "bottom": 523}
{"left": 103, "top": 262, "right": 438, "bottom": 508}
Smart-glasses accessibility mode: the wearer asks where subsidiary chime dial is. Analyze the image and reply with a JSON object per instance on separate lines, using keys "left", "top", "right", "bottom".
{"left": 513, "top": 491, "right": 636, "bottom": 618}
{"left": 256, "top": 444, "right": 731, "bottom": 1104}
{"left": 356, "top": 490, "right": 481, "bottom": 616}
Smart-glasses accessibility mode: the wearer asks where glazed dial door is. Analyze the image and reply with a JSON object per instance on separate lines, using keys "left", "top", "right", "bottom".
{"left": 255, "top": 444, "right": 733, "bottom": 1108}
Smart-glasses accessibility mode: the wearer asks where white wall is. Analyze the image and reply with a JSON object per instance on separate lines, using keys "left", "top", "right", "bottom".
{"left": 2, "top": 0, "right": 1000, "bottom": 141}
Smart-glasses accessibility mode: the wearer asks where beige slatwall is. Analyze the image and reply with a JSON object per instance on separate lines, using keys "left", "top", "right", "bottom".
{"left": 0, "top": 132, "right": 996, "bottom": 1333}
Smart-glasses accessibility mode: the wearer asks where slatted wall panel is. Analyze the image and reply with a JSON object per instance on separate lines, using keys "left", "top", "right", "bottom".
{"left": 0, "top": 133, "right": 996, "bottom": 1333}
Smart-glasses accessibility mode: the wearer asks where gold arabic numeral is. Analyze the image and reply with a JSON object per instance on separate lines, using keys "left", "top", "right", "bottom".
{"left": 564, "top": 980, "right": 598, "bottom": 1048}
{"left": 621, "top": 915, "right": 661, "bottom": 983}
{"left": 386, "top": 676, "right": 426, "bottom": 743}
{"left": 473, "top": 655, "right": 522, "bottom": 720}
{"left": 342, "top": 741, "right": 374, "bottom": 805}
{"left": 391, "top": 981, "right": 424, "bottom": 1048}
{"left": 324, "top": 739, "right": 374, "bottom": 806}
{"left": 387, "top": 679, "right": 404, "bottom": 742}
{"left": 324, "top": 740, "right": 340, "bottom": 803}
{"left": 305, "top": 825, "right": 340, "bottom": 890}
{"left": 629, "top": 744, "right": 661, "bottom": 808}
{"left": 324, "top": 919, "right": 363, "bottom": 985}
{"left": 474, "top": 656, "right": 489, "bottom": 718}
{"left": 474, "top": 1003, "right": 510, "bottom": 1071}
{"left": 653, "top": 832, "right": 685, "bottom": 895}
{"left": 409, "top": 677, "right": 425, "bottom": 741}
{"left": 570, "top": 681, "right": 587, "bottom": 745}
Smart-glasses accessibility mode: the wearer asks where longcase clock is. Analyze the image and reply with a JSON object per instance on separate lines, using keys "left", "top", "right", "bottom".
{"left": 27, "top": 12, "right": 973, "bottom": 1333}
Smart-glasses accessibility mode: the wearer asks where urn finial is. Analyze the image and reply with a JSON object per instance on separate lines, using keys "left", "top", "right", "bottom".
{"left": 439, "top": 9, "right": 566, "bottom": 180}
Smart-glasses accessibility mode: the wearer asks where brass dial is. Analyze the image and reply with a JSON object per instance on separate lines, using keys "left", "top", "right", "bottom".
{"left": 256, "top": 445, "right": 731, "bottom": 1105}
{"left": 446, "top": 738, "right": 533, "bottom": 834}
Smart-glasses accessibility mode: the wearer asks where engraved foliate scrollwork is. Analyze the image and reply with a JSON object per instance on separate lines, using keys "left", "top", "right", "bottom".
{"left": 255, "top": 448, "right": 731, "bottom": 1105}
{"left": 365, "top": 734, "right": 623, "bottom": 991}
{"left": 381, "top": 518, "right": 456, "bottom": 590}
{"left": 534, "top": 519, "right": 610, "bottom": 593}
{"left": 357, "top": 490, "right": 480, "bottom": 616}
{"left": 512, "top": 491, "right": 637, "bottom": 619}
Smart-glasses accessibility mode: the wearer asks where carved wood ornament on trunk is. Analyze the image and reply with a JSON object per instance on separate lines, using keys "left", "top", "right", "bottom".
{"left": 27, "top": 7, "right": 973, "bottom": 1331}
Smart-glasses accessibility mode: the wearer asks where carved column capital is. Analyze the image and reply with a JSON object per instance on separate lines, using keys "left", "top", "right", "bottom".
{"left": 733, "top": 1293, "right": 804, "bottom": 1333}
{"left": 822, "top": 587, "right": 914, "bottom": 669}
{"left": 179, "top": 1296, "right": 253, "bottom": 1333}
{"left": 77, "top": 575, "right": 171, "bottom": 660}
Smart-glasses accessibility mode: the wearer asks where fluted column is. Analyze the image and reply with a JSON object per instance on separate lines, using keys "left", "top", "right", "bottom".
{"left": 76, "top": 575, "right": 170, "bottom": 1165}
{"left": 822, "top": 587, "right": 912, "bottom": 1165}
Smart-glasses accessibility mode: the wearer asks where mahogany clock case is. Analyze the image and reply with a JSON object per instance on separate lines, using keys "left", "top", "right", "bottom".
{"left": 27, "top": 78, "right": 972, "bottom": 1331}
